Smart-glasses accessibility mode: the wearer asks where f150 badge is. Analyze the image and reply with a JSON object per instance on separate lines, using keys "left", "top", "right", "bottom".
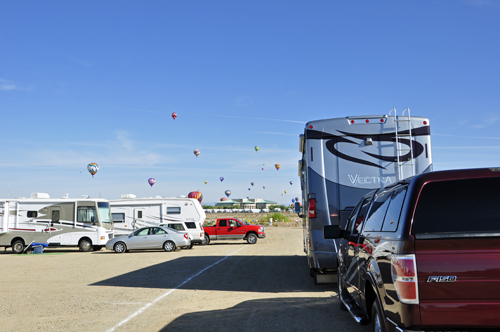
{"left": 427, "top": 276, "right": 457, "bottom": 282}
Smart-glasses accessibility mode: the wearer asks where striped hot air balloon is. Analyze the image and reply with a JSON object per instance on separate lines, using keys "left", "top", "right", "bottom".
{"left": 188, "top": 191, "right": 203, "bottom": 203}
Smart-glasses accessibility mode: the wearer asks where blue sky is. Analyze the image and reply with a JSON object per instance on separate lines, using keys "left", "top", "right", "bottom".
{"left": 1, "top": 0, "right": 500, "bottom": 204}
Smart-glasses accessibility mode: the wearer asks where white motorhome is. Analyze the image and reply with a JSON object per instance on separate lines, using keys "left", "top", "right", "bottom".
{"left": 109, "top": 195, "right": 206, "bottom": 244}
{"left": 0, "top": 193, "right": 114, "bottom": 253}
{"left": 298, "top": 110, "right": 432, "bottom": 284}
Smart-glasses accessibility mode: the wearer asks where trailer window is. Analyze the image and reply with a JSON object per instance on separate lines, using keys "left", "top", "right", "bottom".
{"left": 413, "top": 177, "right": 500, "bottom": 235}
{"left": 112, "top": 213, "right": 125, "bottom": 223}
{"left": 77, "top": 206, "right": 97, "bottom": 224}
{"left": 167, "top": 207, "right": 181, "bottom": 214}
{"left": 27, "top": 211, "right": 38, "bottom": 218}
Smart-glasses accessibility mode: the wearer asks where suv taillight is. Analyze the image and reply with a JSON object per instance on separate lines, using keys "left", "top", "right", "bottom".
{"left": 391, "top": 254, "right": 419, "bottom": 304}
{"left": 184, "top": 233, "right": 189, "bottom": 240}
{"left": 308, "top": 198, "right": 316, "bottom": 218}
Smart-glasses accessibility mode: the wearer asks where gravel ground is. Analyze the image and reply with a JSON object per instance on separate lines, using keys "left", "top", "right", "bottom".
{"left": 0, "top": 227, "right": 366, "bottom": 332}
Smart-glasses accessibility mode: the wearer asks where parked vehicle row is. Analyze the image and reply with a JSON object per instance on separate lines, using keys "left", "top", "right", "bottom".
{"left": 325, "top": 167, "right": 500, "bottom": 331}
{"left": 0, "top": 193, "right": 266, "bottom": 254}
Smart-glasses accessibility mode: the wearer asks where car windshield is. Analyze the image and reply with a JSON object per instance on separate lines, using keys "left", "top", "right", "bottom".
{"left": 235, "top": 219, "right": 247, "bottom": 225}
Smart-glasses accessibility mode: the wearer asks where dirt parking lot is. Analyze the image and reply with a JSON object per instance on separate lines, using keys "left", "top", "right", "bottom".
{"left": 0, "top": 227, "right": 365, "bottom": 332}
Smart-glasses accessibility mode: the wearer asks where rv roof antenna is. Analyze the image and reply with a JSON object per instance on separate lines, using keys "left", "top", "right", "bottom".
{"left": 61, "top": 193, "right": 69, "bottom": 199}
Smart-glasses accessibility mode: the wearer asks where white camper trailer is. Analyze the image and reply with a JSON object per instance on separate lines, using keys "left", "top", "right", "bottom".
{"left": 0, "top": 193, "right": 114, "bottom": 253}
{"left": 109, "top": 195, "right": 206, "bottom": 244}
{"left": 298, "top": 110, "right": 433, "bottom": 284}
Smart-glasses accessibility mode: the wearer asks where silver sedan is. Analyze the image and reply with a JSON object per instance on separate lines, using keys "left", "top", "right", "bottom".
{"left": 106, "top": 226, "right": 191, "bottom": 253}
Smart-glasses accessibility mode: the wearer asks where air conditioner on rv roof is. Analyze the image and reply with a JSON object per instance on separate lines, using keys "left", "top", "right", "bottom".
{"left": 31, "top": 193, "right": 50, "bottom": 199}
{"left": 121, "top": 194, "right": 137, "bottom": 199}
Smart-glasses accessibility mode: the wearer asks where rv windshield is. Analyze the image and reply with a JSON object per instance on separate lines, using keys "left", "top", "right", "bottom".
{"left": 98, "top": 202, "right": 113, "bottom": 230}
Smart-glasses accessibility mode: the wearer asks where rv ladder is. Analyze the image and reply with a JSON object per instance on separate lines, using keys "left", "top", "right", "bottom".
{"left": 390, "top": 108, "right": 415, "bottom": 181}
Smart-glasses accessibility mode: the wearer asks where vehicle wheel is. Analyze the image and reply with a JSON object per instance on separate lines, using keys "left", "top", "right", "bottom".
{"left": 187, "top": 243, "right": 193, "bottom": 249}
{"left": 201, "top": 234, "right": 210, "bottom": 245}
{"left": 12, "top": 240, "right": 25, "bottom": 254}
{"left": 78, "top": 238, "right": 92, "bottom": 252}
{"left": 92, "top": 245, "right": 103, "bottom": 251}
{"left": 164, "top": 241, "right": 176, "bottom": 252}
{"left": 113, "top": 242, "right": 126, "bottom": 253}
{"left": 246, "top": 233, "right": 258, "bottom": 244}
{"left": 370, "top": 298, "right": 384, "bottom": 332}
{"left": 337, "top": 269, "right": 348, "bottom": 311}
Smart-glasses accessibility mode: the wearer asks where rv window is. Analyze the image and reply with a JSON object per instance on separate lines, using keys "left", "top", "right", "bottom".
{"left": 381, "top": 189, "right": 407, "bottom": 232}
{"left": 167, "top": 207, "right": 181, "bottom": 215}
{"left": 52, "top": 210, "right": 60, "bottom": 223}
{"left": 112, "top": 213, "right": 125, "bottom": 223}
{"left": 27, "top": 211, "right": 38, "bottom": 218}
{"left": 168, "top": 223, "right": 185, "bottom": 231}
{"left": 77, "top": 206, "right": 97, "bottom": 224}
{"left": 137, "top": 211, "right": 143, "bottom": 219}
{"left": 363, "top": 192, "right": 392, "bottom": 232}
{"left": 185, "top": 222, "right": 196, "bottom": 229}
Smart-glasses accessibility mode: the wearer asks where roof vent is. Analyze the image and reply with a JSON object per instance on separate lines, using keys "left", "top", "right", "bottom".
{"left": 31, "top": 193, "right": 50, "bottom": 199}
{"left": 121, "top": 194, "right": 137, "bottom": 199}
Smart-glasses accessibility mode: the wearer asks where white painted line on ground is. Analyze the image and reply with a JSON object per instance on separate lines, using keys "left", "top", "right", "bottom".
{"left": 106, "top": 245, "right": 249, "bottom": 332}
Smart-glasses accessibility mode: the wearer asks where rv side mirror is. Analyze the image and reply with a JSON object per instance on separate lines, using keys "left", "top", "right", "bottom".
{"left": 294, "top": 202, "right": 301, "bottom": 214}
{"left": 324, "top": 225, "right": 343, "bottom": 239}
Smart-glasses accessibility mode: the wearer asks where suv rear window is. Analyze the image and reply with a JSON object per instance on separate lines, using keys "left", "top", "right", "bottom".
{"left": 413, "top": 177, "right": 500, "bottom": 236}
{"left": 185, "top": 222, "right": 196, "bottom": 229}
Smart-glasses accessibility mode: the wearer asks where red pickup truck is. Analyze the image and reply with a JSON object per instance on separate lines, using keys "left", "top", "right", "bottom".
{"left": 202, "top": 218, "right": 265, "bottom": 245}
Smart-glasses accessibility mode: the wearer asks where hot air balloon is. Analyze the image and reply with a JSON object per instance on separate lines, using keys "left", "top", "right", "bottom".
{"left": 204, "top": 181, "right": 208, "bottom": 185}
{"left": 148, "top": 178, "right": 156, "bottom": 187}
{"left": 225, "top": 190, "right": 231, "bottom": 198}
{"left": 290, "top": 181, "right": 293, "bottom": 185}
{"left": 292, "top": 198, "right": 295, "bottom": 203}
{"left": 248, "top": 188, "right": 251, "bottom": 191}
{"left": 261, "top": 168, "right": 264, "bottom": 171}
{"left": 188, "top": 191, "right": 203, "bottom": 203}
{"left": 251, "top": 182, "right": 254, "bottom": 186}
{"left": 220, "top": 177, "right": 224, "bottom": 182}
{"left": 172, "top": 112, "right": 177, "bottom": 120}
{"left": 220, "top": 197, "right": 228, "bottom": 201}
{"left": 194, "top": 149, "right": 200, "bottom": 157}
{"left": 87, "top": 163, "right": 99, "bottom": 178}
{"left": 263, "top": 186, "right": 265, "bottom": 189}
{"left": 284, "top": 190, "right": 287, "bottom": 194}
{"left": 275, "top": 164, "right": 281, "bottom": 170}
{"left": 254, "top": 146, "right": 259, "bottom": 152}
{"left": 295, "top": 197, "right": 300, "bottom": 202}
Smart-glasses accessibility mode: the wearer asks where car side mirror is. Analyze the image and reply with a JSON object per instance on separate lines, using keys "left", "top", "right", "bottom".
{"left": 324, "top": 225, "right": 344, "bottom": 239}
{"left": 128, "top": 234, "right": 133, "bottom": 238}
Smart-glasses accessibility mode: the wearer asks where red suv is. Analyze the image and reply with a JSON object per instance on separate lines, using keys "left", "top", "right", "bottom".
{"left": 325, "top": 167, "right": 500, "bottom": 331}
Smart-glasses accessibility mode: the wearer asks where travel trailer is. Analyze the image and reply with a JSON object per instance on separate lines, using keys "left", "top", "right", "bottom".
{"left": 298, "top": 110, "right": 432, "bottom": 284}
{"left": 109, "top": 195, "right": 206, "bottom": 244}
{"left": 0, "top": 193, "right": 114, "bottom": 253}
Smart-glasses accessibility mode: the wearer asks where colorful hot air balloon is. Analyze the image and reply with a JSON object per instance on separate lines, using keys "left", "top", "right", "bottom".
{"left": 290, "top": 181, "right": 293, "bottom": 185}
{"left": 251, "top": 182, "right": 254, "bottom": 186}
{"left": 261, "top": 168, "right": 264, "bottom": 171}
{"left": 220, "top": 177, "right": 224, "bottom": 182}
{"left": 188, "top": 191, "right": 203, "bottom": 203}
{"left": 172, "top": 112, "right": 177, "bottom": 120}
{"left": 225, "top": 190, "right": 231, "bottom": 197}
{"left": 220, "top": 197, "right": 228, "bottom": 201}
{"left": 87, "top": 163, "right": 99, "bottom": 178}
{"left": 255, "top": 146, "right": 259, "bottom": 152}
{"left": 263, "top": 186, "right": 265, "bottom": 189}
{"left": 194, "top": 149, "right": 200, "bottom": 157}
{"left": 275, "top": 164, "right": 281, "bottom": 170}
{"left": 284, "top": 190, "right": 287, "bottom": 194}
{"left": 295, "top": 197, "right": 300, "bottom": 202}
{"left": 148, "top": 178, "right": 156, "bottom": 187}
{"left": 204, "top": 181, "right": 208, "bottom": 185}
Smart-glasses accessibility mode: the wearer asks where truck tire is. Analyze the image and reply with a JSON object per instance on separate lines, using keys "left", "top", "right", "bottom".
{"left": 202, "top": 234, "right": 210, "bottom": 245}
{"left": 370, "top": 298, "right": 383, "bottom": 332}
{"left": 246, "top": 233, "right": 258, "bottom": 244}
{"left": 12, "top": 240, "right": 25, "bottom": 254}
{"left": 79, "top": 238, "right": 92, "bottom": 252}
